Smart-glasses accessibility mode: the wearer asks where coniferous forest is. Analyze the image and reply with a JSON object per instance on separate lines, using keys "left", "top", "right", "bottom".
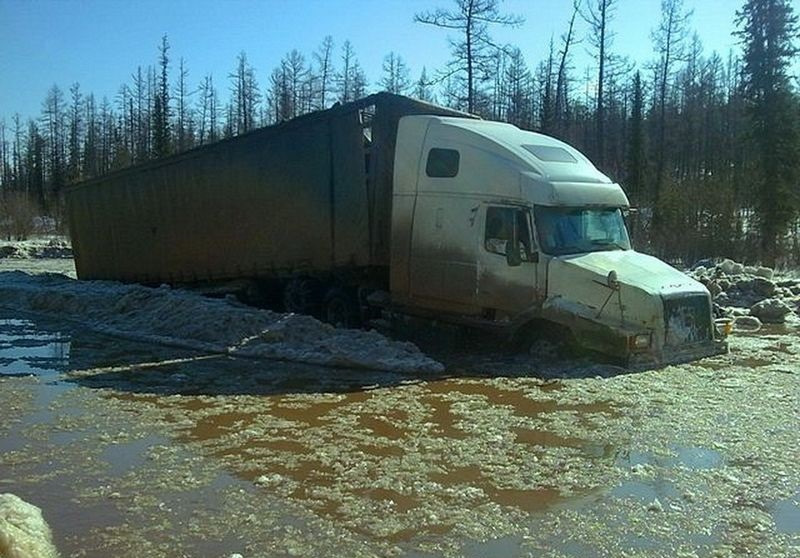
{"left": 1, "top": 0, "right": 798, "bottom": 266}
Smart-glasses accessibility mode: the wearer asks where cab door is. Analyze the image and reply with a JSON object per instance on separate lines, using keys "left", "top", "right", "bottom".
{"left": 476, "top": 204, "right": 540, "bottom": 317}
{"left": 407, "top": 195, "right": 480, "bottom": 314}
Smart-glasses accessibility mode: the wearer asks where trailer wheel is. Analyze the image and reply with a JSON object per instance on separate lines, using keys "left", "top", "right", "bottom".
{"left": 324, "top": 287, "right": 361, "bottom": 329}
{"left": 283, "top": 278, "right": 321, "bottom": 315}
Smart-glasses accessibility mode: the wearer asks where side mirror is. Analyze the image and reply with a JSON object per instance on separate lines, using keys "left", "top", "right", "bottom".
{"left": 529, "top": 251, "right": 540, "bottom": 263}
{"left": 506, "top": 240, "right": 522, "bottom": 267}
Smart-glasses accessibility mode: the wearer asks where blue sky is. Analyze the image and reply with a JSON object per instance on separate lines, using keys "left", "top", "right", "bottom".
{"left": 1, "top": 0, "right": 746, "bottom": 121}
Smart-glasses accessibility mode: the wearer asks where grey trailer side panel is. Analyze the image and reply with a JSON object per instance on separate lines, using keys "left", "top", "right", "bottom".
{"left": 70, "top": 114, "right": 349, "bottom": 282}
{"left": 66, "top": 93, "right": 475, "bottom": 284}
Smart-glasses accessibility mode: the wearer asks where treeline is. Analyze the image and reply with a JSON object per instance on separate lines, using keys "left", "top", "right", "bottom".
{"left": 1, "top": 0, "right": 798, "bottom": 265}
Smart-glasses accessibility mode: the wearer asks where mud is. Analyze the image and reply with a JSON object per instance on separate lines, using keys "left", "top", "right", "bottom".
{"left": 1, "top": 309, "right": 799, "bottom": 557}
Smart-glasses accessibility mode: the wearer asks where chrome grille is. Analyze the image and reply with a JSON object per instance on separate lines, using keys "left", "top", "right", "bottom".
{"left": 664, "top": 295, "right": 713, "bottom": 347}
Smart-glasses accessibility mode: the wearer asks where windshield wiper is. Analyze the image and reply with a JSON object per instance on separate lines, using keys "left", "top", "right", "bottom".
{"left": 590, "top": 239, "right": 627, "bottom": 250}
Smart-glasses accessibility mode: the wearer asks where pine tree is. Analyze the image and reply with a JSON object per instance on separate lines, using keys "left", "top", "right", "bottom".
{"left": 626, "top": 71, "right": 646, "bottom": 201}
{"left": 735, "top": 0, "right": 800, "bottom": 265}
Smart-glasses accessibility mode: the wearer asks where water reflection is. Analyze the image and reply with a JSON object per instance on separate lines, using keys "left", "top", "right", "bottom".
{"left": 0, "top": 317, "right": 71, "bottom": 377}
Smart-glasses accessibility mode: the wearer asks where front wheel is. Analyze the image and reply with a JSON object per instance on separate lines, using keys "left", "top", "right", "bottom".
{"left": 513, "top": 321, "right": 576, "bottom": 359}
{"left": 323, "top": 287, "right": 361, "bottom": 329}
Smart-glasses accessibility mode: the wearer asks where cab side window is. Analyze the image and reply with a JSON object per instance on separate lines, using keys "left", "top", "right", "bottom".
{"left": 426, "top": 148, "right": 460, "bottom": 178}
{"left": 485, "top": 207, "right": 514, "bottom": 255}
{"left": 485, "top": 207, "right": 534, "bottom": 260}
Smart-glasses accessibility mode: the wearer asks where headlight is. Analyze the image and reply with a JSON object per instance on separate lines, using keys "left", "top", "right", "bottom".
{"left": 714, "top": 318, "right": 733, "bottom": 337}
{"left": 630, "top": 333, "right": 651, "bottom": 350}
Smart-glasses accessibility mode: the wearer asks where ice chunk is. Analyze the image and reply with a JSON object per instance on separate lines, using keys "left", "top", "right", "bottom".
{"left": 0, "top": 493, "right": 59, "bottom": 558}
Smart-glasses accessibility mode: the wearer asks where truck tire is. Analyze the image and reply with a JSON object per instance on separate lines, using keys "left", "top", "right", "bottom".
{"left": 283, "top": 278, "right": 321, "bottom": 315}
{"left": 514, "top": 321, "right": 575, "bottom": 359}
{"left": 324, "top": 287, "right": 361, "bottom": 329}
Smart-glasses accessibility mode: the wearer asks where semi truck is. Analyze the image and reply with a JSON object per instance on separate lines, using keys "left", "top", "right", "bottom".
{"left": 65, "top": 93, "right": 728, "bottom": 365}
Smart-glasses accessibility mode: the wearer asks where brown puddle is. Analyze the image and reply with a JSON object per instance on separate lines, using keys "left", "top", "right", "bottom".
{"left": 183, "top": 410, "right": 260, "bottom": 441}
{"left": 359, "top": 412, "right": 407, "bottom": 440}
{"left": 430, "top": 465, "right": 484, "bottom": 484}
{"left": 425, "top": 396, "right": 468, "bottom": 438}
{"left": 424, "top": 379, "right": 620, "bottom": 418}
{"left": 513, "top": 427, "right": 584, "bottom": 448}
{"left": 268, "top": 400, "right": 340, "bottom": 426}
{"left": 487, "top": 486, "right": 561, "bottom": 512}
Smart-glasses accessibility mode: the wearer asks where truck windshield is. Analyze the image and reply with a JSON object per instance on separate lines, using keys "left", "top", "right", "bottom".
{"left": 534, "top": 206, "right": 631, "bottom": 255}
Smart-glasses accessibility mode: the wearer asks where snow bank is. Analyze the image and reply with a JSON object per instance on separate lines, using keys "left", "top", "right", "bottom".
{"left": 0, "top": 272, "right": 443, "bottom": 374}
{"left": 0, "top": 493, "right": 59, "bottom": 558}
{"left": 690, "top": 258, "right": 800, "bottom": 325}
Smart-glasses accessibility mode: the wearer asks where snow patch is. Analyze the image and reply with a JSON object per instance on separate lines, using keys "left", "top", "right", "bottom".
{"left": 0, "top": 272, "right": 443, "bottom": 374}
{"left": 0, "top": 236, "right": 72, "bottom": 259}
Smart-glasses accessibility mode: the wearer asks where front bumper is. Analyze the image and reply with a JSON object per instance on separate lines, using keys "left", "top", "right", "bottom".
{"left": 628, "top": 337, "right": 729, "bottom": 367}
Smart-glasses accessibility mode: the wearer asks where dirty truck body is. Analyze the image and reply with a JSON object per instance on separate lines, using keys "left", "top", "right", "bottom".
{"left": 66, "top": 93, "right": 726, "bottom": 364}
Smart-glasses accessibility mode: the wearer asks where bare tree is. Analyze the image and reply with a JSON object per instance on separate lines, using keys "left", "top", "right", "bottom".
{"left": 12, "top": 114, "right": 24, "bottom": 190}
{"left": 582, "top": 0, "right": 616, "bottom": 166}
{"left": 0, "top": 119, "right": 7, "bottom": 188}
{"left": 174, "top": 57, "right": 193, "bottom": 151}
{"left": 152, "top": 34, "right": 171, "bottom": 158}
{"left": 555, "top": 1, "right": 581, "bottom": 135}
{"left": 651, "top": 0, "right": 692, "bottom": 198}
{"left": 131, "top": 66, "right": 150, "bottom": 161}
{"left": 334, "top": 40, "right": 368, "bottom": 103}
{"left": 414, "top": 67, "right": 435, "bottom": 102}
{"left": 67, "top": 83, "right": 83, "bottom": 183}
{"left": 229, "top": 51, "right": 260, "bottom": 134}
{"left": 538, "top": 39, "right": 555, "bottom": 133}
{"left": 415, "top": 0, "right": 523, "bottom": 114}
{"left": 380, "top": 52, "right": 411, "bottom": 94}
{"left": 83, "top": 94, "right": 99, "bottom": 178}
{"left": 40, "top": 84, "right": 66, "bottom": 203}
{"left": 197, "top": 74, "right": 218, "bottom": 145}
{"left": 504, "top": 47, "right": 533, "bottom": 129}
{"left": 313, "top": 36, "right": 335, "bottom": 109}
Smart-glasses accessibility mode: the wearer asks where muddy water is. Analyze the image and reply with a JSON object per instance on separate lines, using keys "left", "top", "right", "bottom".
{"left": 1, "top": 312, "right": 799, "bottom": 557}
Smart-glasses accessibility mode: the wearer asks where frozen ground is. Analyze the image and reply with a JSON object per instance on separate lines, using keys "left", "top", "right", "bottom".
{"left": 0, "top": 252, "right": 797, "bottom": 557}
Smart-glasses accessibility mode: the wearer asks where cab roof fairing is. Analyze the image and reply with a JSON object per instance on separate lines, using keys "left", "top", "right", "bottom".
{"left": 521, "top": 172, "right": 631, "bottom": 208}
{"left": 415, "top": 116, "right": 630, "bottom": 208}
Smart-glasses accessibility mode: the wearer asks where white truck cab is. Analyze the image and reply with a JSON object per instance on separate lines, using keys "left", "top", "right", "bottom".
{"left": 390, "top": 115, "right": 727, "bottom": 364}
